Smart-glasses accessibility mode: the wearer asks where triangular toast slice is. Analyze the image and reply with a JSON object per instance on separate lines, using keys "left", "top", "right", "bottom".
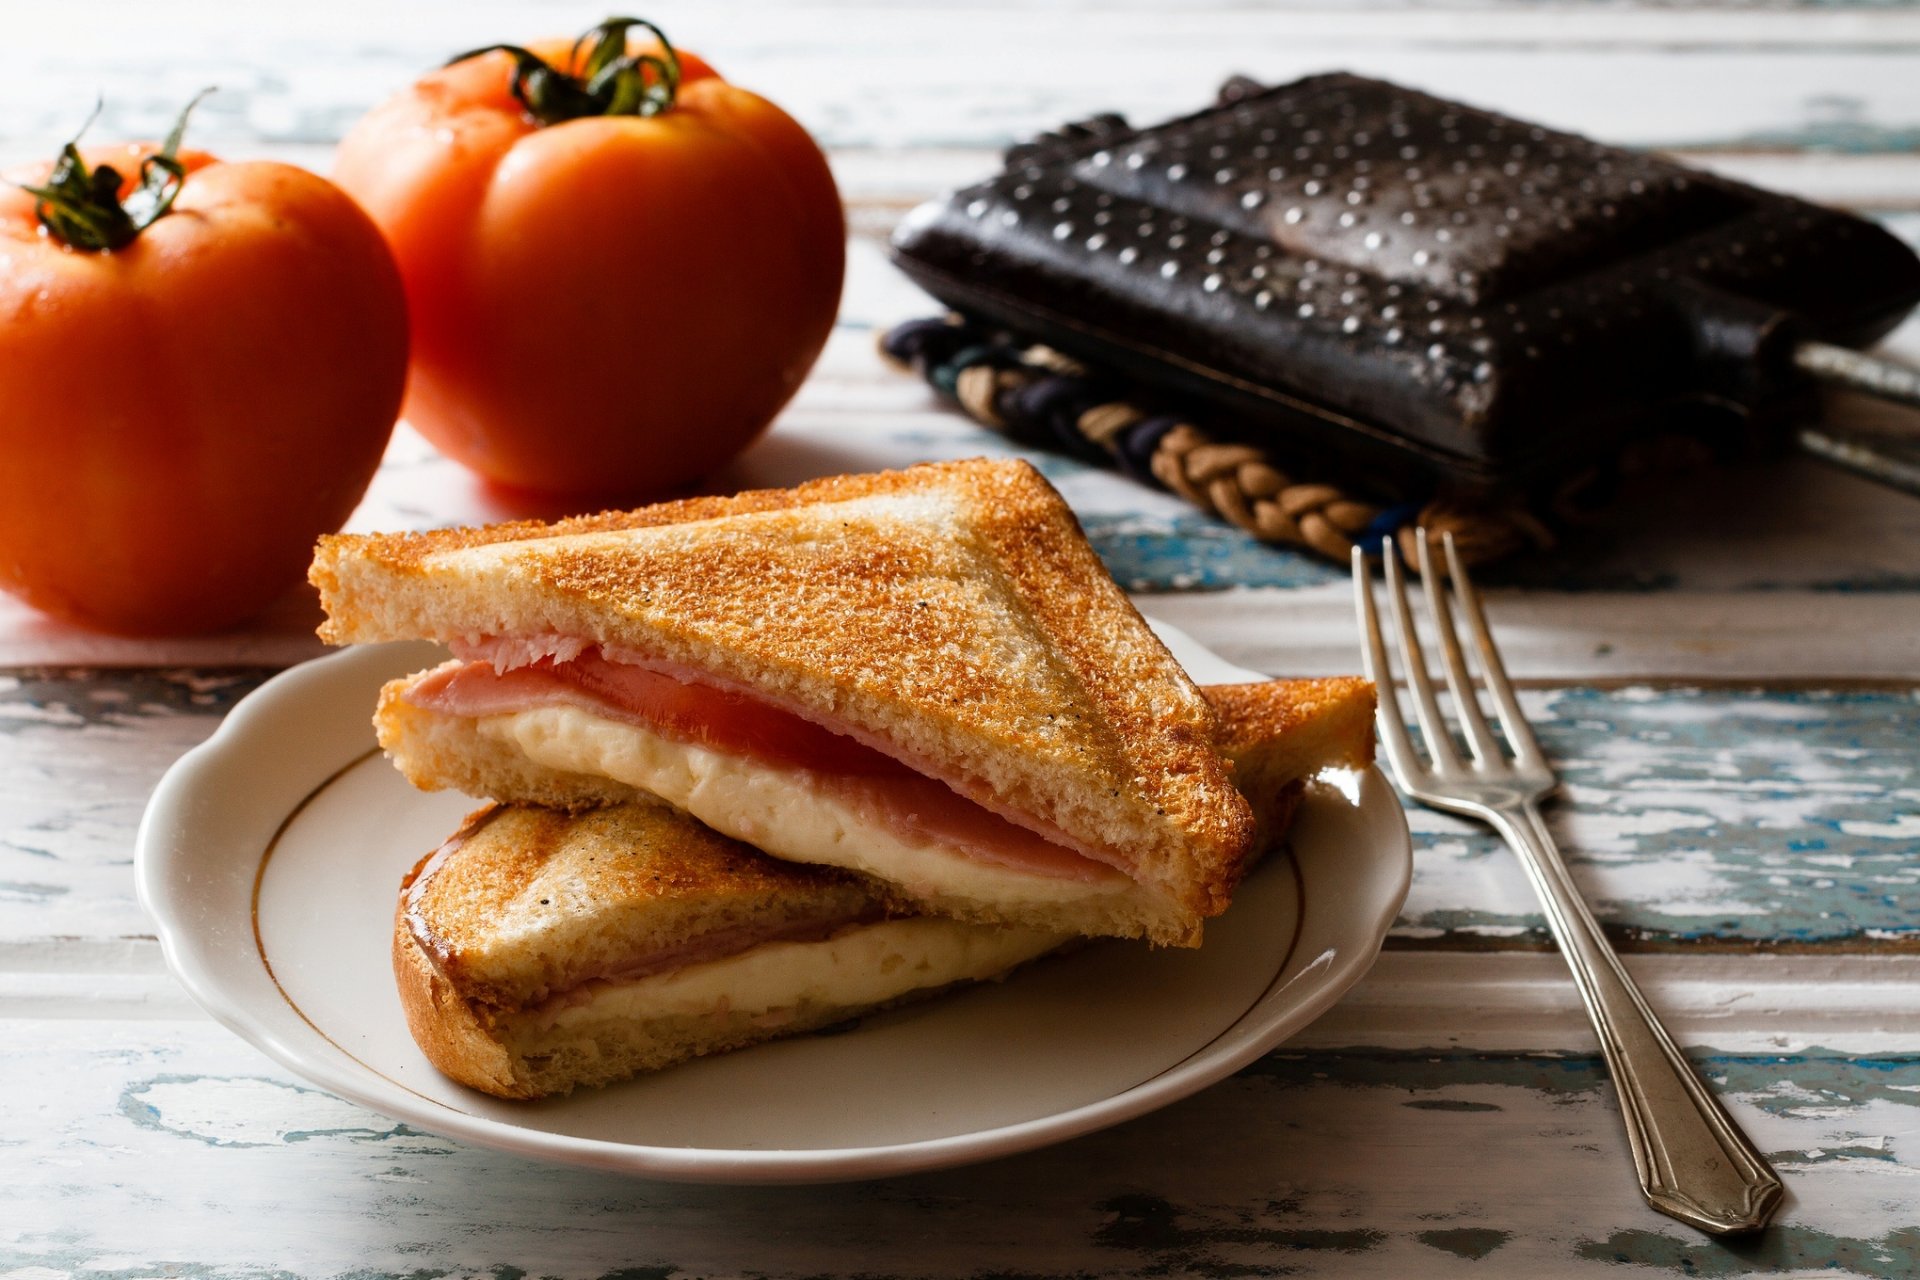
{"left": 393, "top": 677, "right": 1375, "bottom": 1099}
{"left": 395, "top": 802, "right": 1073, "bottom": 1099}
{"left": 315, "top": 459, "right": 1255, "bottom": 946}
{"left": 1207, "top": 675, "right": 1376, "bottom": 866}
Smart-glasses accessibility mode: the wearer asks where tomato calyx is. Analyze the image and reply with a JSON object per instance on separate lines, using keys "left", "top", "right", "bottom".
{"left": 450, "top": 16, "right": 683, "bottom": 127}
{"left": 20, "top": 90, "right": 211, "bottom": 252}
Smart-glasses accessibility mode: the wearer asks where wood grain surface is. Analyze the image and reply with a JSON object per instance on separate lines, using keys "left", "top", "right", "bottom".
{"left": 4, "top": 3, "right": 1919, "bottom": 1276}
{"left": 8, "top": 1024, "right": 1919, "bottom": 1277}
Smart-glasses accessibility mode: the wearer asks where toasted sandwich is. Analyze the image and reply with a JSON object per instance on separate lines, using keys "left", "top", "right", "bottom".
{"left": 394, "top": 678, "right": 1376, "bottom": 1099}
{"left": 316, "top": 459, "right": 1257, "bottom": 946}
{"left": 395, "top": 801, "right": 1068, "bottom": 1099}
{"left": 1203, "top": 676, "right": 1375, "bottom": 851}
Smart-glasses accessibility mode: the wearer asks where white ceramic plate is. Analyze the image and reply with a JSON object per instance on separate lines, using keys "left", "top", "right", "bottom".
{"left": 136, "top": 624, "right": 1410, "bottom": 1184}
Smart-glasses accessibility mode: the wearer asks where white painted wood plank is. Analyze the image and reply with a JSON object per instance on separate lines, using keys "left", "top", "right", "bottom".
{"left": 10, "top": 669, "right": 1917, "bottom": 952}
{"left": 1693, "top": 153, "right": 1920, "bottom": 211}
{"left": 0, "top": 937, "right": 159, "bottom": 974}
{"left": 1141, "top": 585, "right": 1920, "bottom": 678}
{"left": 3, "top": 10, "right": 1915, "bottom": 1273}
{"left": 6, "top": 2, "right": 1920, "bottom": 162}
{"left": 1305, "top": 952, "right": 1920, "bottom": 1054}
{"left": 0, "top": 970, "right": 196, "bottom": 1019}
{"left": 8, "top": 462, "right": 1920, "bottom": 671}
{"left": 119, "top": 143, "right": 1920, "bottom": 215}
{"left": 3, "top": 1017, "right": 1915, "bottom": 1277}
{"left": 8, "top": 942, "right": 1919, "bottom": 1050}
{"left": 8, "top": 233, "right": 1920, "bottom": 666}
{"left": 10, "top": 449, "right": 1920, "bottom": 671}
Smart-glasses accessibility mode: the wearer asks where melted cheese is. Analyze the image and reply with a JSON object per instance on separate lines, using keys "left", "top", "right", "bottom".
{"left": 478, "top": 705, "right": 1134, "bottom": 907}
{"left": 541, "top": 916, "right": 1067, "bottom": 1033}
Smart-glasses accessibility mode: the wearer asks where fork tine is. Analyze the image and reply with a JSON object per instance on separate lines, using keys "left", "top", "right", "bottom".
{"left": 1383, "top": 536, "right": 1465, "bottom": 773}
{"left": 1442, "top": 531, "right": 1546, "bottom": 768}
{"left": 1415, "top": 529, "right": 1503, "bottom": 764}
{"left": 1351, "top": 546, "right": 1427, "bottom": 785}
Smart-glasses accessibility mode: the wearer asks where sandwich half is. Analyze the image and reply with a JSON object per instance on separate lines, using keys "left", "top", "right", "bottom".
{"left": 316, "top": 459, "right": 1255, "bottom": 946}
{"left": 1205, "top": 675, "right": 1376, "bottom": 857}
{"left": 394, "top": 677, "right": 1376, "bottom": 1099}
{"left": 395, "top": 801, "right": 1072, "bottom": 1099}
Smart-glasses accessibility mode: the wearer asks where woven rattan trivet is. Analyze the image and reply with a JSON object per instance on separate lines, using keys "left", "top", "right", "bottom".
{"left": 881, "top": 315, "right": 1563, "bottom": 568}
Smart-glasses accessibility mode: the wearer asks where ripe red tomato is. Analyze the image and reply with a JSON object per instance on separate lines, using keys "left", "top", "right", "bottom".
{"left": 334, "top": 18, "right": 845, "bottom": 497}
{"left": 0, "top": 115, "right": 408, "bottom": 635}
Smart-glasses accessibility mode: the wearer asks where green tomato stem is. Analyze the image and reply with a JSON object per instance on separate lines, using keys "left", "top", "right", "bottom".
{"left": 450, "top": 15, "right": 682, "bottom": 127}
{"left": 20, "top": 90, "right": 212, "bottom": 252}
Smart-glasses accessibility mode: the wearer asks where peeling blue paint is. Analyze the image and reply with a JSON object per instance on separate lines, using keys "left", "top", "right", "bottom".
{"left": 1777, "top": 1143, "right": 1905, "bottom": 1166}
{"left": 1578, "top": 1225, "right": 1920, "bottom": 1276}
{"left": 1419, "top": 1227, "right": 1511, "bottom": 1260}
{"left": 0, "top": 879, "right": 69, "bottom": 900}
{"left": 1083, "top": 512, "right": 1344, "bottom": 591}
{"left": 15, "top": 1052, "right": 1918, "bottom": 1278}
{"left": 0, "top": 669, "right": 268, "bottom": 733}
{"left": 1095, "top": 1192, "right": 1386, "bottom": 1271}
{"left": 1727, "top": 119, "right": 1920, "bottom": 157}
{"left": 1399, "top": 685, "right": 1920, "bottom": 948}
{"left": 1243, "top": 1048, "right": 1920, "bottom": 1118}
{"left": 119, "top": 1074, "right": 423, "bottom": 1149}
{"left": 7, "top": 672, "right": 1915, "bottom": 948}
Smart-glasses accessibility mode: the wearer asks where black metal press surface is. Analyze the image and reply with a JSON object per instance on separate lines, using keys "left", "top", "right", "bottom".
{"left": 892, "top": 73, "right": 1920, "bottom": 494}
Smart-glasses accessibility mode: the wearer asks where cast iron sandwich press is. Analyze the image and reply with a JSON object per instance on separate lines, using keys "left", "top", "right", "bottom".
{"left": 890, "top": 73, "right": 1920, "bottom": 502}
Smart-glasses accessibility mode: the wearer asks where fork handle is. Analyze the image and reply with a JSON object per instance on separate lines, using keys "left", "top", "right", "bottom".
{"left": 1488, "top": 800, "right": 1784, "bottom": 1235}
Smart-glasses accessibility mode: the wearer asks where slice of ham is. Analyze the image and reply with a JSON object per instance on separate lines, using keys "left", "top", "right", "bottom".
{"left": 405, "top": 641, "right": 1127, "bottom": 884}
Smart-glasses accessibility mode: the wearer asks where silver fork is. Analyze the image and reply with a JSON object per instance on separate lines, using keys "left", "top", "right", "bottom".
{"left": 1354, "top": 530, "right": 1783, "bottom": 1236}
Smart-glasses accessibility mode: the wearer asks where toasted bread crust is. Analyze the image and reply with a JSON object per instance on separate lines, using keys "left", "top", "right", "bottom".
{"left": 316, "top": 459, "right": 1254, "bottom": 932}
{"left": 382, "top": 692, "right": 1209, "bottom": 944}
{"left": 375, "top": 676, "right": 1373, "bottom": 948}
{"left": 390, "top": 675, "right": 1374, "bottom": 1098}
{"left": 393, "top": 894, "right": 537, "bottom": 1099}
{"left": 376, "top": 683, "right": 641, "bottom": 808}
{"left": 393, "top": 802, "right": 902, "bottom": 1098}
{"left": 1207, "top": 676, "right": 1377, "bottom": 885}
{"left": 395, "top": 896, "right": 1051, "bottom": 1100}
{"left": 394, "top": 893, "right": 881, "bottom": 1100}
{"left": 1210, "top": 677, "right": 1377, "bottom": 779}
{"left": 403, "top": 802, "right": 884, "bottom": 1008}
{"left": 392, "top": 804, "right": 1069, "bottom": 1099}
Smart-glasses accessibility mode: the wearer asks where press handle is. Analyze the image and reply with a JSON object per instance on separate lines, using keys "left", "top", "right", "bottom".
{"left": 1794, "top": 340, "right": 1920, "bottom": 415}
{"left": 1672, "top": 282, "right": 1920, "bottom": 441}
{"left": 1787, "top": 341, "right": 1920, "bottom": 496}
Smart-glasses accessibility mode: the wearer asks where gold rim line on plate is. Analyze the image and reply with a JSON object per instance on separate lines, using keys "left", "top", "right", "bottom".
{"left": 245, "top": 747, "right": 1314, "bottom": 1134}
{"left": 249, "top": 748, "right": 471, "bottom": 1116}
{"left": 1132, "top": 848, "right": 1310, "bottom": 1090}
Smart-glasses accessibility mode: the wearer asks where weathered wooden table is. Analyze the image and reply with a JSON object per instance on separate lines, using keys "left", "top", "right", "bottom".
{"left": 5, "top": 3, "right": 1918, "bottom": 1275}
